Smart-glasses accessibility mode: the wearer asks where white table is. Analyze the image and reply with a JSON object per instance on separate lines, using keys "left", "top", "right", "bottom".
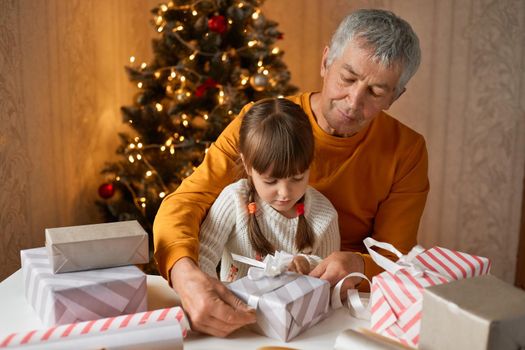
{"left": 0, "top": 270, "right": 369, "bottom": 349}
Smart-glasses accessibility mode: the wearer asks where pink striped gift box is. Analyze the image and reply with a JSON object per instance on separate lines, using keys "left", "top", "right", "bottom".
{"left": 369, "top": 243, "right": 491, "bottom": 348}
{"left": 0, "top": 307, "right": 189, "bottom": 349}
{"left": 20, "top": 247, "right": 147, "bottom": 327}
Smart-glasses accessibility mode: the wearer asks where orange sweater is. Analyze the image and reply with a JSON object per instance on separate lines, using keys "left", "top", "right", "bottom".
{"left": 153, "top": 92, "right": 429, "bottom": 289}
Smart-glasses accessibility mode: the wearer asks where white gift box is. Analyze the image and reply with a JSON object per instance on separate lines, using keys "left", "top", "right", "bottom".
{"left": 21, "top": 247, "right": 147, "bottom": 326}
{"left": 45, "top": 220, "right": 148, "bottom": 273}
{"left": 228, "top": 272, "right": 330, "bottom": 342}
{"left": 419, "top": 274, "right": 525, "bottom": 350}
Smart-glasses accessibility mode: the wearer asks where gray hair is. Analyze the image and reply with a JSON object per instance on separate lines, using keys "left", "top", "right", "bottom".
{"left": 327, "top": 9, "right": 421, "bottom": 96}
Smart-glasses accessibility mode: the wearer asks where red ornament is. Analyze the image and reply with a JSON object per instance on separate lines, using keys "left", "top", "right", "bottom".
{"left": 208, "top": 15, "right": 227, "bottom": 34}
{"left": 98, "top": 183, "right": 115, "bottom": 199}
{"left": 277, "top": 32, "right": 284, "bottom": 40}
{"left": 195, "top": 77, "right": 218, "bottom": 98}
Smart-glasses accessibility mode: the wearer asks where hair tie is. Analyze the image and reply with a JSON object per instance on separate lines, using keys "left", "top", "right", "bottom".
{"left": 296, "top": 203, "right": 305, "bottom": 216}
{"left": 247, "top": 202, "right": 257, "bottom": 214}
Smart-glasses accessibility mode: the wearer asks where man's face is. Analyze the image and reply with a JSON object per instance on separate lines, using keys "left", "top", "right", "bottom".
{"left": 317, "top": 38, "right": 402, "bottom": 136}
{"left": 248, "top": 167, "right": 310, "bottom": 219}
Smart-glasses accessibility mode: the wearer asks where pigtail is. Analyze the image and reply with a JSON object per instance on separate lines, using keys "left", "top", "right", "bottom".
{"left": 295, "top": 196, "right": 315, "bottom": 254}
{"left": 246, "top": 178, "right": 275, "bottom": 257}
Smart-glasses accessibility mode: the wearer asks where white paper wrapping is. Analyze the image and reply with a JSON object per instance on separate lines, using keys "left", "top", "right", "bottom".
{"left": 228, "top": 272, "right": 330, "bottom": 342}
{"left": 0, "top": 307, "right": 189, "bottom": 349}
{"left": 21, "top": 248, "right": 147, "bottom": 326}
{"left": 45, "top": 220, "right": 149, "bottom": 273}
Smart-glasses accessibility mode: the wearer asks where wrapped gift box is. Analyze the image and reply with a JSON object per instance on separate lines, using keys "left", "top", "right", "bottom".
{"left": 228, "top": 272, "right": 330, "bottom": 342}
{"left": 369, "top": 244, "right": 490, "bottom": 348}
{"left": 419, "top": 274, "right": 525, "bottom": 350}
{"left": 21, "top": 247, "right": 147, "bottom": 326}
{"left": 45, "top": 220, "right": 148, "bottom": 273}
{"left": 0, "top": 307, "right": 189, "bottom": 349}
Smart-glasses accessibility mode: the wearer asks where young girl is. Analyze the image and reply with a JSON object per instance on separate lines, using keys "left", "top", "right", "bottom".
{"left": 198, "top": 98, "right": 340, "bottom": 281}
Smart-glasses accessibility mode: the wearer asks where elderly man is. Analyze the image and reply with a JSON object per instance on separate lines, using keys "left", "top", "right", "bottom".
{"left": 153, "top": 8, "right": 428, "bottom": 337}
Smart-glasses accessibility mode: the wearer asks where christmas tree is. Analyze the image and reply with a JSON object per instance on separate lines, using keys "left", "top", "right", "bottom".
{"left": 97, "top": 0, "right": 297, "bottom": 272}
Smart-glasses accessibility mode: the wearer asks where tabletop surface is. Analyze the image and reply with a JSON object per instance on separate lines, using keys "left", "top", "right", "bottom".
{"left": 0, "top": 269, "right": 369, "bottom": 349}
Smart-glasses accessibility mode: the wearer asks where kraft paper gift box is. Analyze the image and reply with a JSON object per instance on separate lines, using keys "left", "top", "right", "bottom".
{"left": 228, "top": 272, "right": 330, "bottom": 342}
{"left": 21, "top": 247, "right": 147, "bottom": 326}
{"left": 45, "top": 220, "right": 148, "bottom": 273}
{"left": 419, "top": 274, "right": 525, "bottom": 350}
{"left": 364, "top": 238, "right": 491, "bottom": 348}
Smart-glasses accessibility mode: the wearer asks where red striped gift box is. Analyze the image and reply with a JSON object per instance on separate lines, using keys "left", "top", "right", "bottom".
{"left": 0, "top": 307, "right": 189, "bottom": 349}
{"left": 367, "top": 240, "right": 491, "bottom": 348}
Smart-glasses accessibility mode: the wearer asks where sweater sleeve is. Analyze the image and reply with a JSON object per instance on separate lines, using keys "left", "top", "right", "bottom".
{"left": 153, "top": 103, "right": 252, "bottom": 283}
{"left": 302, "top": 192, "right": 341, "bottom": 269}
{"left": 198, "top": 184, "right": 238, "bottom": 279}
{"left": 359, "top": 135, "right": 429, "bottom": 289}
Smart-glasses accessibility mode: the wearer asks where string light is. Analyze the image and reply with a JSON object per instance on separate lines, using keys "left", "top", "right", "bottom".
{"left": 155, "top": 103, "right": 163, "bottom": 111}
{"left": 160, "top": 145, "right": 166, "bottom": 151}
{"left": 129, "top": 56, "right": 136, "bottom": 63}
{"left": 159, "top": 192, "right": 166, "bottom": 198}
{"left": 192, "top": 10, "right": 197, "bottom": 16}
{"left": 140, "top": 62, "right": 147, "bottom": 69}
{"left": 170, "top": 146, "right": 175, "bottom": 154}
{"left": 272, "top": 47, "right": 280, "bottom": 54}
{"left": 137, "top": 82, "right": 143, "bottom": 88}
{"left": 248, "top": 40, "right": 257, "bottom": 47}
{"left": 137, "top": 143, "right": 143, "bottom": 149}
{"left": 146, "top": 170, "right": 153, "bottom": 177}
{"left": 129, "top": 143, "right": 136, "bottom": 149}
{"left": 128, "top": 155, "right": 135, "bottom": 163}
{"left": 157, "top": 26, "right": 164, "bottom": 33}
{"left": 189, "top": 52, "right": 196, "bottom": 60}
{"left": 136, "top": 154, "right": 142, "bottom": 160}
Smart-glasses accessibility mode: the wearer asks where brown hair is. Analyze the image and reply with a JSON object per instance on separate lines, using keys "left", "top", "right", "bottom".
{"left": 239, "top": 98, "right": 315, "bottom": 257}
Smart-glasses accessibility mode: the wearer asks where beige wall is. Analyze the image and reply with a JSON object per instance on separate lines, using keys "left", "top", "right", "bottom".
{"left": 1, "top": 0, "right": 524, "bottom": 282}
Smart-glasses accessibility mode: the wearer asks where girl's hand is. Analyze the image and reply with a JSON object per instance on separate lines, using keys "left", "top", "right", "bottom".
{"left": 288, "top": 255, "right": 310, "bottom": 274}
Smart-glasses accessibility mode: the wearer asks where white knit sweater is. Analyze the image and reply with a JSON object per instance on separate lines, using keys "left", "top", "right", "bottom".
{"left": 198, "top": 178, "right": 340, "bottom": 281}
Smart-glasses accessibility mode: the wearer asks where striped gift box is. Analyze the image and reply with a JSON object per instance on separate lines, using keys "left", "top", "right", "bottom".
{"left": 20, "top": 247, "right": 147, "bottom": 326}
{"left": 370, "top": 245, "right": 491, "bottom": 348}
{"left": 228, "top": 272, "right": 330, "bottom": 342}
{"left": 0, "top": 307, "right": 189, "bottom": 349}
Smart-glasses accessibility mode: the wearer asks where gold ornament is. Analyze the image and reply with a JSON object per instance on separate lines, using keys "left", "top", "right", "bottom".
{"left": 192, "top": 116, "right": 208, "bottom": 129}
{"left": 250, "top": 73, "right": 269, "bottom": 91}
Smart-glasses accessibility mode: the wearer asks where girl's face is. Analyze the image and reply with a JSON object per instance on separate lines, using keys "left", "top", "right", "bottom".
{"left": 248, "top": 166, "right": 310, "bottom": 218}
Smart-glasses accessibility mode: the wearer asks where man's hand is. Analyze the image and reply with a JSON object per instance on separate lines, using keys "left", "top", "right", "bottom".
{"left": 170, "top": 257, "right": 256, "bottom": 337}
{"left": 288, "top": 255, "right": 310, "bottom": 275}
{"left": 309, "top": 251, "right": 364, "bottom": 300}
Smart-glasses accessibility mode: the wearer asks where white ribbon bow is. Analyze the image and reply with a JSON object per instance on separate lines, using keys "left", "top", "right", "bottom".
{"left": 232, "top": 251, "right": 294, "bottom": 280}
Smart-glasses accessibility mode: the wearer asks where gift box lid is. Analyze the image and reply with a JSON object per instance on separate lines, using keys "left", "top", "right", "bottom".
{"left": 419, "top": 274, "right": 525, "bottom": 350}
{"left": 45, "top": 220, "right": 149, "bottom": 273}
